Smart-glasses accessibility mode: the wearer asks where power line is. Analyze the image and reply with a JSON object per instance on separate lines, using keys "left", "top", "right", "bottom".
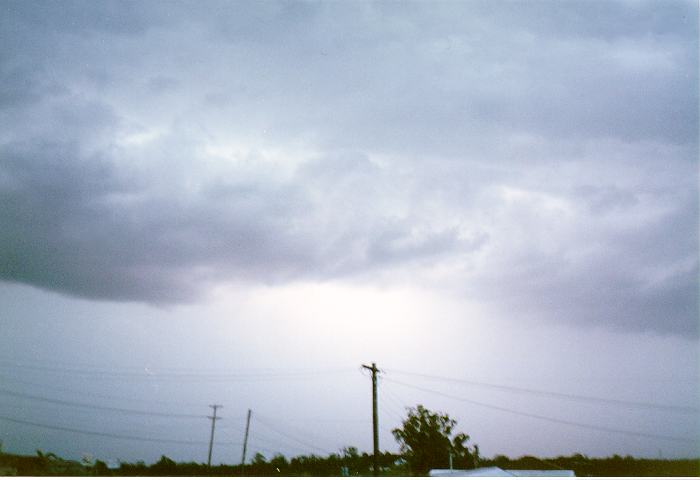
{"left": 0, "top": 411, "right": 285, "bottom": 459}
{"left": 376, "top": 389, "right": 404, "bottom": 426}
{"left": 226, "top": 416, "right": 338, "bottom": 458}
{"left": 0, "top": 413, "right": 242, "bottom": 446}
{"left": 272, "top": 417, "right": 370, "bottom": 424}
{"left": 378, "top": 404, "right": 402, "bottom": 427}
{"left": 0, "top": 354, "right": 357, "bottom": 374}
{"left": 384, "top": 378, "right": 697, "bottom": 444}
{"left": 385, "top": 369, "right": 699, "bottom": 414}
{"left": 0, "top": 375, "right": 206, "bottom": 408}
{"left": 247, "top": 430, "right": 315, "bottom": 455}
{"left": 1, "top": 410, "right": 357, "bottom": 464}
{"left": 237, "top": 444, "right": 275, "bottom": 458}
{"left": 3, "top": 355, "right": 694, "bottom": 385}
{"left": 255, "top": 413, "right": 341, "bottom": 449}
{"left": 379, "top": 382, "right": 409, "bottom": 417}
{"left": 0, "top": 387, "right": 205, "bottom": 419}
{"left": 0, "top": 361, "right": 355, "bottom": 380}
{"left": 254, "top": 415, "right": 331, "bottom": 455}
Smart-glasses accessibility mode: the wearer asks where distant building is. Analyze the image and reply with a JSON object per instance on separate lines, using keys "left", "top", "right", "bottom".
{"left": 429, "top": 466, "right": 575, "bottom": 477}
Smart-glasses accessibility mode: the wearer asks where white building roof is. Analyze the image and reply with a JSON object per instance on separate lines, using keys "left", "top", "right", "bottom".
{"left": 429, "top": 467, "right": 575, "bottom": 477}
{"left": 507, "top": 469, "right": 575, "bottom": 477}
{"left": 430, "top": 467, "right": 507, "bottom": 477}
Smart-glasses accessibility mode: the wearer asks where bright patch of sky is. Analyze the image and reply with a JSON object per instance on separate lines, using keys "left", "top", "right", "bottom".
{"left": 0, "top": 0, "right": 697, "bottom": 463}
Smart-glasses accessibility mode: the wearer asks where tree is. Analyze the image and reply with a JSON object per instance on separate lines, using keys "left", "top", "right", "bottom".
{"left": 270, "top": 453, "right": 288, "bottom": 474}
{"left": 341, "top": 446, "right": 359, "bottom": 459}
{"left": 150, "top": 455, "right": 177, "bottom": 475}
{"left": 392, "top": 404, "right": 477, "bottom": 475}
{"left": 93, "top": 460, "right": 109, "bottom": 476}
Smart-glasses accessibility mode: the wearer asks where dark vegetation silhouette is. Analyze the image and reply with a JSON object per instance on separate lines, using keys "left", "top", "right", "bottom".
{"left": 392, "top": 404, "right": 478, "bottom": 475}
{"left": 0, "top": 448, "right": 698, "bottom": 476}
{"left": 0, "top": 404, "right": 698, "bottom": 476}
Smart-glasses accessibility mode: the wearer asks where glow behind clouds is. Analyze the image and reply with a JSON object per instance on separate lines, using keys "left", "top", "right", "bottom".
{"left": 0, "top": 0, "right": 698, "bottom": 464}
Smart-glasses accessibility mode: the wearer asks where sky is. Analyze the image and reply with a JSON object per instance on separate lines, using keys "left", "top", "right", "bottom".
{"left": 0, "top": 0, "right": 698, "bottom": 466}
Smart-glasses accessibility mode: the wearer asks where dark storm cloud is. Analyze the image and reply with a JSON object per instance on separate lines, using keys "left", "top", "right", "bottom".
{"left": 0, "top": 131, "right": 474, "bottom": 302}
{"left": 1, "top": 0, "right": 154, "bottom": 36}
{"left": 473, "top": 196, "right": 698, "bottom": 337}
{"left": 0, "top": 1, "right": 696, "bottom": 335}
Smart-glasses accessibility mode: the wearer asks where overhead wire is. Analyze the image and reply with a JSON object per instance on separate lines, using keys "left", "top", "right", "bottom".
{"left": 379, "top": 381, "right": 408, "bottom": 416}
{"left": 256, "top": 413, "right": 344, "bottom": 448}
{"left": 276, "top": 417, "right": 369, "bottom": 424}
{"left": 247, "top": 429, "right": 319, "bottom": 455}
{"left": 0, "top": 375, "right": 207, "bottom": 408}
{"left": 0, "top": 361, "right": 355, "bottom": 381}
{"left": 377, "top": 387, "right": 405, "bottom": 426}
{"left": 0, "top": 387, "right": 206, "bottom": 419}
{"left": 0, "top": 409, "right": 276, "bottom": 460}
{"left": 378, "top": 404, "right": 403, "bottom": 428}
{"left": 3, "top": 358, "right": 695, "bottom": 460}
{"left": 0, "top": 413, "right": 242, "bottom": 446}
{"left": 384, "top": 377, "right": 697, "bottom": 444}
{"left": 0, "top": 355, "right": 356, "bottom": 375}
{"left": 385, "top": 369, "right": 699, "bottom": 414}
{"left": 253, "top": 415, "right": 332, "bottom": 455}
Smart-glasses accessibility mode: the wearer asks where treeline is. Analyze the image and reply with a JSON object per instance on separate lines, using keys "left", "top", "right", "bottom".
{"left": 0, "top": 449, "right": 403, "bottom": 476}
{"left": 2, "top": 449, "right": 699, "bottom": 476}
{"left": 481, "top": 453, "right": 700, "bottom": 477}
{"left": 119, "top": 449, "right": 403, "bottom": 476}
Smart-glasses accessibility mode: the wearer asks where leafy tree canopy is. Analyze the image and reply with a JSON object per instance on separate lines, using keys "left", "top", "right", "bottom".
{"left": 251, "top": 452, "right": 267, "bottom": 465}
{"left": 392, "top": 404, "right": 477, "bottom": 475}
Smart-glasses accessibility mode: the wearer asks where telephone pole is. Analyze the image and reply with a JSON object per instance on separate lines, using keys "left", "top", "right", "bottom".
{"left": 241, "top": 409, "right": 252, "bottom": 465}
{"left": 362, "top": 362, "right": 380, "bottom": 476}
{"left": 207, "top": 404, "right": 222, "bottom": 467}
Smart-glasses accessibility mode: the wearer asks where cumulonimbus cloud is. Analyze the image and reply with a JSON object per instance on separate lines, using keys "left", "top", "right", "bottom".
{"left": 0, "top": 1, "right": 697, "bottom": 336}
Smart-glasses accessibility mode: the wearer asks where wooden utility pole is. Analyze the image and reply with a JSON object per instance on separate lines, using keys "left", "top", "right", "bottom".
{"left": 207, "top": 404, "right": 222, "bottom": 467}
{"left": 241, "top": 409, "right": 252, "bottom": 465}
{"left": 362, "top": 362, "right": 380, "bottom": 476}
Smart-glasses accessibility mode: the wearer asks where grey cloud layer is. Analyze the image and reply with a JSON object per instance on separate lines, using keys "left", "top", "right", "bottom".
{"left": 0, "top": 1, "right": 697, "bottom": 335}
